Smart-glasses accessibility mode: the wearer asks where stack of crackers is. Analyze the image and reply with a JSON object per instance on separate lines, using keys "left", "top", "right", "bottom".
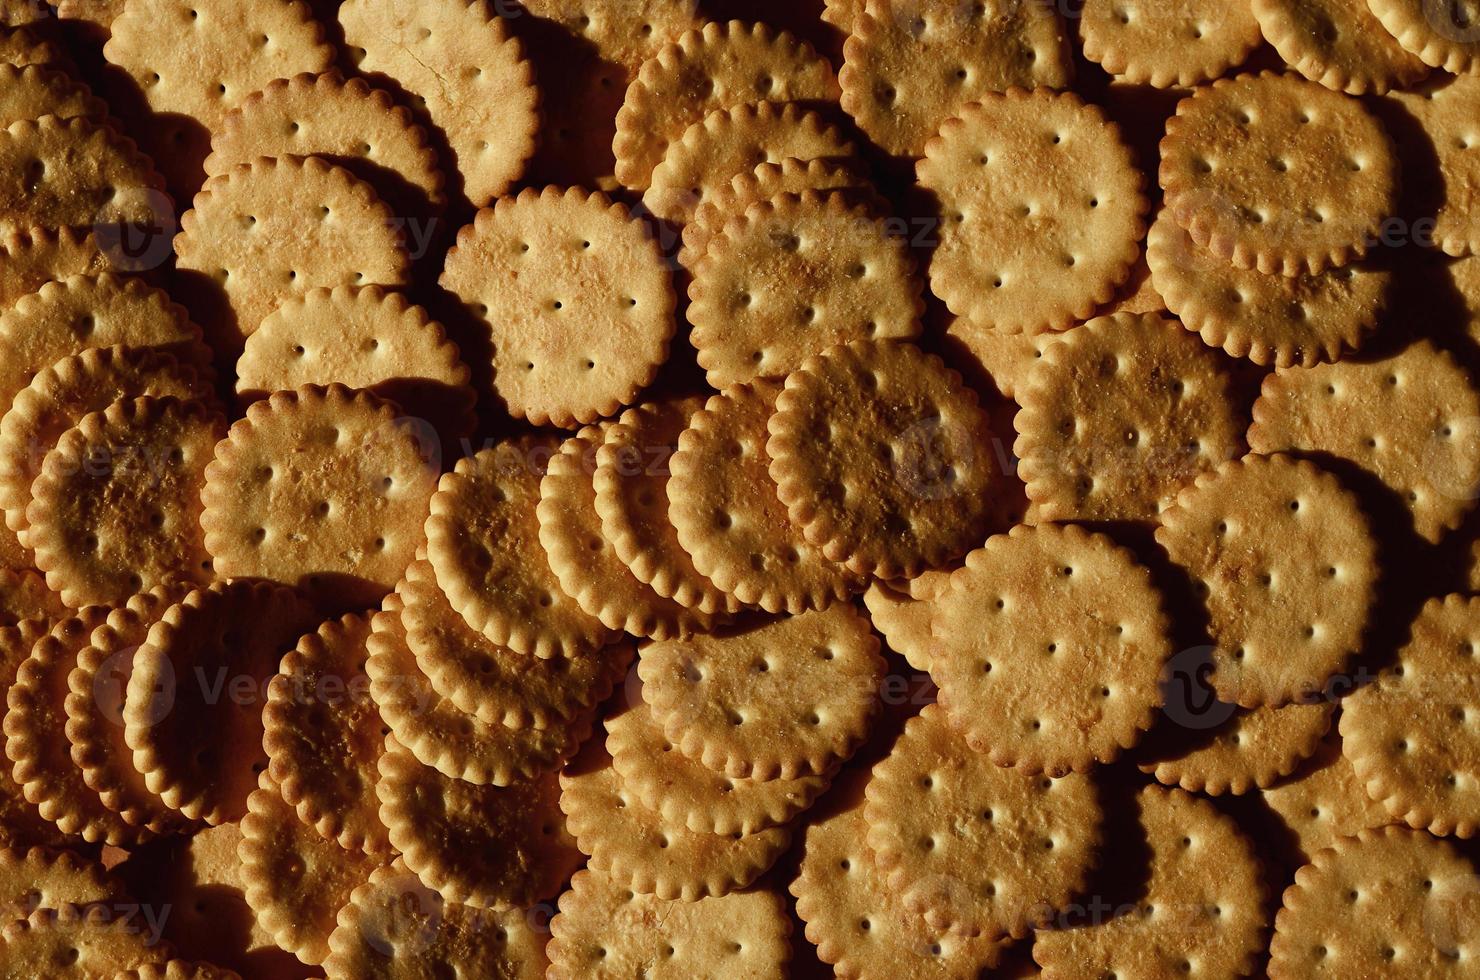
{"left": 0, "top": 0, "right": 1477, "bottom": 976}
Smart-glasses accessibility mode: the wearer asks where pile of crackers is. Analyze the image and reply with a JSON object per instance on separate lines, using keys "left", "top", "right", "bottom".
{"left": 0, "top": 0, "right": 1477, "bottom": 976}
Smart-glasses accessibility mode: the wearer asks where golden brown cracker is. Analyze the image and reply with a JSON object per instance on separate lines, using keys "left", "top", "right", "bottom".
{"left": 0, "top": 115, "right": 167, "bottom": 231}
{"left": 1142, "top": 701, "right": 1336, "bottom": 795}
{"left": 0, "top": 568, "right": 62, "bottom": 627}
{"left": 1368, "top": 0, "right": 1480, "bottom": 74}
{"left": 1389, "top": 75, "right": 1480, "bottom": 258}
{"left": 0, "top": 62, "right": 106, "bottom": 126}
{"left": 0, "top": 904, "right": 170, "bottom": 977}
{"left": 1079, "top": 0, "right": 1261, "bottom": 87}
{"left": 1264, "top": 736, "right": 1395, "bottom": 862}
{"left": 1253, "top": 0, "right": 1431, "bottom": 94}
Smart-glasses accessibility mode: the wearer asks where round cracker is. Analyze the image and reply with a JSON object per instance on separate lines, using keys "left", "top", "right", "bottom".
{"left": 200, "top": 384, "right": 439, "bottom": 609}
{"left": 368, "top": 593, "right": 600, "bottom": 786}
{"left": 28, "top": 396, "right": 221, "bottom": 609}
{"left": 1248, "top": 338, "right": 1480, "bottom": 543}
{"left": 1157, "top": 454, "right": 1379, "bottom": 707}
{"left": 0, "top": 25, "right": 61, "bottom": 68}
{"left": 791, "top": 769, "right": 1009, "bottom": 978}
{"left": 206, "top": 71, "right": 446, "bottom": 216}
{"left": 1146, "top": 209, "right": 1391, "bottom": 367}
{"left": 0, "top": 904, "right": 170, "bottom": 976}
{"left": 928, "top": 523, "right": 1172, "bottom": 775}
{"left": 637, "top": 603, "right": 883, "bottom": 780}
{"left": 0, "top": 845, "right": 117, "bottom": 920}
{"left": 558, "top": 739, "right": 791, "bottom": 900}
{"left": 767, "top": 339, "right": 999, "bottom": 579}
{"left": 1269, "top": 827, "right": 1480, "bottom": 976}
{"left": 1013, "top": 311, "right": 1243, "bottom": 522}
{"left": 1141, "top": 701, "right": 1335, "bottom": 795}
{"left": 538, "top": 427, "right": 714, "bottom": 640}
{"left": 917, "top": 89, "right": 1146, "bottom": 333}
{"left": 115, "top": 960, "right": 242, "bottom": 980}
{"left": 0, "top": 227, "right": 110, "bottom": 310}
{"left": 1263, "top": 736, "right": 1395, "bottom": 862}
{"left": 1079, "top": 0, "right": 1261, "bottom": 87}
{"left": 339, "top": 0, "right": 538, "bottom": 205}
{"left": 863, "top": 704, "right": 1102, "bottom": 940}
{"left": 235, "top": 285, "right": 475, "bottom": 439}
{"left": 1367, "top": 0, "right": 1480, "bottom": 74}
{"left": 239, "top": 772, "right": 381, "bottom": 966}
{"left": 688, "top": 191, "right": 922, "bottom": 388}
{"left": 439, "top": 186, "right": 675, "bottom": 428}
{"left": 860, "top": 567, "right": 957, "bottom": 672}
{"left": 123, "top": 580, "right": 318, "bottom": 825}
{"left": 0, "top": 115, "right": 167, "bottom": 232}
{"left": 606, "top": 699, "right": 830, "bottom": 836}
{"left": 1159, "top": 72, "right": 1399, "bottom": 276}
{"left": 0, "top": 618, "right": 69, "bottom": 851}
{"left": 398, "top": 558, "right": 621, "bottom": 730}
{"left": 324, "top": 859, "right": 548, "bottom": 980}
{"left": 594, "top": 398, "right": 741, "bottom": 616}
{"left": 518, "top": 0, "right": 698, "bottom": 73}
{"left": 944, "top": 316, "right": 1065, "bottom": 401}
{"left": 839, "top": 0, "right": 1071, "bottom": 156}
{"left": 1341, "top": 594, "right": 1480, "bottom": 839}
{"left": 425, "top": 435, "right": 616, "bottom": 658}
{"left": 1253, "top": 0, "right": 1430, "bottom": 94}
{"left": 376, "top": 737, "right": 582, "bottom": 911}
{"left": 0, "top": 568, "right": 62, "bottom": 627}
{"left": 669, "top": 381, "right": 857, "bottom": 614}
{"left": 614, "top": 19, "right": 838, "bottom": 191}
{"left": 644, "top": 100, "right": 855, "bottom": 226}
{"left": 0, "top": 62, "right": 106, "bottom": 126}
{"left": 1389, "top": 75, "right": 1480, "bottom": 258}
{"left": 263, "top": 613, "right": 391, "bottom": 856}
{"left": 548, "top": 868, "right": 791, "bottom": 979}
{"left": 1032, "top": 785, "right": 1267, "bottom": 977}
{"left": 173, "top": 156, "right": 409, "bottom": 352}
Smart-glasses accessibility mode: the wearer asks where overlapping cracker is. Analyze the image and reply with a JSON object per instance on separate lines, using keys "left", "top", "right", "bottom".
{"left": 0, "top": 63, "right": 105, "bottom": 125}
{"left": 1368, "top": 0, "right": 1480, "bottom": 74}
{"left": 0, "top": 115, "right": 167, "bottom": 231}
{"left": 1263, "top": 736, "right": 1395, "bottom": 862}
{"left": 1141, "top": 701, "right": 1336, "bottom": 795}
{"left": 1253, "top": 0, "right": 1430, "bottom": 94}
{"left": 1079, "top": 0, "right": 1261, "bottom": 88}
{"left": 1389, "top": 75, "right": 1480, "bottom": 257}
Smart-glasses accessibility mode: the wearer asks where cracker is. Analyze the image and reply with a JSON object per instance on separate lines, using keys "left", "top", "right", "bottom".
{"left": 688, "top": 191, "right": 922, "bottom": 387}
{"left": 791, "top": 769, "right": 1009, "bottom": 978}
{"left": 1159, "top": 72, "right": 1398, "bottom": 276}
{"left": 262, "top": 614, "right": 391, "bottom": 855}
{"left": 917, "top": 89, "right": 1146, "bottom": 332}
{"left": 398, "top": 558, "right": 622, "bottom": 730}
{"left": 425, "top": 436, "right": 617, "bottom": 657}
{"left": 637, "top": 603, "right": 883, "bottom": 780}
{"left": 548, "top": 868, "right": 791, "bottom": 979}
{"left": 943, "top": 317, "right": 1064, "bottom": 400}
{"left": 1264, "top": 736, "right": 1395, "bottom": 862}
{"left": 1014, "top": 311, "right": 1242, "bottom": 522}
{"left": 0, "top": 846, "right": 116, "bottom": 919}
{"left": 860, "top": 567, "right": 956, "bottom": 671}
{"left": 1247, "top": 339, "right": 1480, "bottom": 543}
{"left": 0, "top": 25, "right": 60, "bottom": 68}
{"left": 863, "top": 704, "right": 1102, "bottom": 940}
{"left": 28, "top": 396, "right": 222, "bottom": 608}
{"left": 102, "top": 0, "right": 333, "bottom": 193}
{"left": 558, "top": 739, "right": 792, "bottom": 900}
{"left": 238, "top": 772, "right": 380, "bottom": 966}
{"left": 205, "top": 71, "right": 446, "bottom": 217}
{"left": 518, "top": 0, "right": 699, "bottom": 73}
{"left": 1146, "top": 209, "right": 1391, "bottom": 367}
{"left": 607, "top": 699, "right": 829, "bottom": 836}
{"left": 324, "top": 859, "right": 549, "bottom": 979}
{"left": 614, "top": 19, "right": 838, "bottom": 191}
{"left": 594, "top": 398, "right": 741, "bottom": 615}
{"left": 767, "top": 339, "right": 998, "bottom": 579}
{"left": 4, "top": 606, "right": 150, "bottom": 844}
{"left": 0, "top": 568, "right": 62, "bottom": 627}
{"left": 200, "top": 384, "right": 438, "bottom": 609}
{"left": 0, "top": 904, "right": 170, "bottom": 977}
{"left": 173, "top": 156, "right": 410, "bottom": 353}
{"left": 839, "top": 0, "right": 1071, "bottom": 157}
{"left": 0, "top": 227, "right": 110, "bottom": 310}
{"left": 1269, "top": 827, "right": 1480, "bottom": 975}
{"left": 236, "top": 285, "right": 475, "bottom": 440}
{"left": 1079, "top": 0, "right": 1261, "bottom": 87}
{"left": 439, "top": 186, "right": 675, "bottom": 428}
{"left": 1033, "top": 785, "right": 1267, "bottom": 977}
{"left": 669, "top": 381, "right": 857, "bottom": 613}
{"left": 524, "top": 54, "right": 627, "bottom": 191}
{"left": 376, "top": 737, "right": 582, "bottom": 911}
{"left": 339, "top": 0, "right": 538, "bottom": 205}
{"left": 1157, "top": 454, "right": 1378, "bottom": 707}
{"left": 0, "top": 346, "right": 209, "bottom": 574}
{"left": 1341, "top": 594, "right": 1480, "bottom": 838}
{"left": 0, "top": 63, "right": 106, "bottom": 126}
{"left": 115, "top": 961, "right": 241, "bottom": 980}
{"left": 1141, "top": 701, "right": 1336, "bottom": 795}
{"left": 538, "top": 427, "right": 714, "bottom": 640}
{"left": 1254, "top": 0, "right": 1431, "bottom": 94}
{"left": 1389, "top": 75, "right": 1480, "bottom": 258}
{"left": 679, "top": 155, "right": 867, "bottom": 270}
{"left": 123, "top": 580, "right": 317, "bottom": 825}
{"left": 55, "top": 0, "right": 127, "bottom": 30}
{"left": 0, "top": 273, "right": 208, "bottom": 416}
{"left": 368, "top": 594, "right": 600, "bottom": 786}
{"left": 1368, "top": 0, "right": 1480, "bottom": 74}
{"left": 644, "top": 100, "right": 855, "bottom": 226}
{"left": 927, "top": 523, "right": 1171, "bottom": 774}
{"left": 0, "top": 618, "right": 67, "bottom": 851}
{"left": 64, "top": 587, "right": 186, "bottom": 832}
{"left": 0, "top": 115, "right": 166, "bottom": 231}
{"left": 0, "top": 1, "right": 45, "bottom": 28}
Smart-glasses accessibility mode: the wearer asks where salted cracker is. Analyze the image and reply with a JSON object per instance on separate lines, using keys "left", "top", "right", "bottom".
{"left": 517, "top": 0, "right": 698, "bottom": 73}
{"left": 860, "top": 567, "right": 957, "bottom": 671}
{"left": 1389, "top": 75, "right": 1480, "bottom": 258}
{"left": 1079, "top": 0, "right": 1261, "bottom": 87}
{"left": 1368, "top": 0, "right": 1480, "bottom": 74}
{"left": 0, "top": 63, "right": 105, "bottom": 126}
{"left": 0, "top": 618, "right": 66, "bottom": 851}
{"left": 1141, "top": 701, "right": 1335, "bottom": 796}
{"left": 0, "top": 845, "right": 116, "bottom": 919}
{"left": 1253, "top": 0, "right": 1430, "bottom": 94}
{"left": 0, "top": 904, "right": 170, "bottom": 976}
{"left": 0, "top": 25, "right": 60, "bottom": 68}
{"left": 0, "top": 115, "right": 166, "bottom": 231}
{"left": 0, "top": 228, "right": 110, "bottom": 310}
{"left": 0, "top": 568, "right": 61, "bottom": 627}
{"left": 1263, "top": 736, "right": 1395, "bottom": 862}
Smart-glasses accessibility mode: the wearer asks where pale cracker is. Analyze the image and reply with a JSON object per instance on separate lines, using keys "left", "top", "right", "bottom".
{"left": 517, "top": 0, "right": 699, "bottom": 73}
{"left": 860, "top": 566, "right": 957, "bottom": 671}
{"left": 0, "top": 227, "right": 110, "bottom": 310}
{"left": 943, "top": 316, "right": 1065, "bottom": 400}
